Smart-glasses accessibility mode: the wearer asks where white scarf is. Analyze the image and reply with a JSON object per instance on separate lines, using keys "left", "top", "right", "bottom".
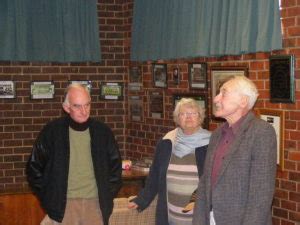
{"left": 173, "top": 127, "right": 211, "bottom": 158}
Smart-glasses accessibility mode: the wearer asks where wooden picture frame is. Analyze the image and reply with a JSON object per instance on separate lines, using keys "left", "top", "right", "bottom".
{"left": 0, "top": 81, "right": 16, "bottom": 99}
{"left": 100, "top": 82, "right": 123, "bottom": 100}
{"left": 152, "top": 63, "right": 167, "bottom": 88}
{"left": 30, "top": 81, "right": 55, "bottom": 99}
{"left": 188, "top": 63, "right": 207, "bottom": 89}
{"left": 269, "top": 55, "right": 295, "bottom": 103}
{"left": 257, "top": 109, "right": 284, "bottom": 170}
{"left": 210, "top": 66, "right": 248, "bottom": 118}
{"left": 173, "top": 93, "right": 209, "bottom": 129}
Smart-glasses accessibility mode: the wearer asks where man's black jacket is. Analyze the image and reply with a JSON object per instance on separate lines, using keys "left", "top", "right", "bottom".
{"left": 26, "top": 116, "right": 122, "bottom": 225}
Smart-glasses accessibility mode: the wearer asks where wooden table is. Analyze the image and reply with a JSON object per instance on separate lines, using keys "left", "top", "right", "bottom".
{"left": 118, "top": 169, "right": 149, "bottom": 197}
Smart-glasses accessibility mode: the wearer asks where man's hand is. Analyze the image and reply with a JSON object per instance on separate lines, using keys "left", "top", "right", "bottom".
{"left": 128, "top": 196, "right": 138, "bottom": 209}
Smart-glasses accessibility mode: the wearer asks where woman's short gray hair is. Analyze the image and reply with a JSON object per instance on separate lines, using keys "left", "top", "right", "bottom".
{"left": 228, "top": 76, "right": 259, "bottom": 109}
{"left": 173, "top": 98, "right": 205, "bottom": 125}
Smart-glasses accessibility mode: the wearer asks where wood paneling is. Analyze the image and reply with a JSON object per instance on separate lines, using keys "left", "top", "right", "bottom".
{"left": 0, "top": 193, "right": 45, "bottom": 225}
{"left": 0, "top": 171, "right": 147, "bottom": 225}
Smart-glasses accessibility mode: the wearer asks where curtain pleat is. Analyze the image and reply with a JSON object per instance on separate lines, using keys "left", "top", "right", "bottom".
{"left": 131, "top": 0, "right": 282, "bottom": 61}
{"left": 0, "top": 0, "right": 101, "bottom": 62}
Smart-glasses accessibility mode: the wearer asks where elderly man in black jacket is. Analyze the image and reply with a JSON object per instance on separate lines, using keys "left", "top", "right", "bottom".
{"left": 27, "top": 83, "right": 122, "bottom": 225}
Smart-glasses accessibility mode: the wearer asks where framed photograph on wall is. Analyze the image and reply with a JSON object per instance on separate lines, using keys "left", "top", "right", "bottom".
{"left": 211, "top": 66, "right": 248, "bottom": 117}
{"left": 173, "top": 66, "right": 180, "bottom": 85}
{"left": 188, "top": 63, "right": 207, "bottom": 89}
{"left": 152, "top": 63, "right": 167, "bottom": 88}
{"left": 173, "top": 93, "right": 209, "bottom": 129}
{"left": 269, "top": 55, "right": 295, "bottom": 103}
{"left": 69, "top": 80, "right": 92, "bottom": 92}
{"left": 30, "top": 81, "right": 55, "bottom": 99}
{"left": 257, "top": 109, "right": 284, "bottom": 170}
{"left": 129, "top": 66, "right": 142, "bottom": 91}
{"left": 129, "top": 95, "right": 143, "bottom": 122}
{"left": 149, "top": 90, "right": 164, "bottom": 119}
{"left": 0, "top": 81, "right": 16, "bottom": 99}
{"left": 100, "top": 82, "right": 123, "bottom": 100}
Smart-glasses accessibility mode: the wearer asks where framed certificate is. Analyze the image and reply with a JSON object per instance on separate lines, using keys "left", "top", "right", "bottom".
{"left": 100, "top": 82, "right": 123, "bottom": 100}
{"left": 257, "top": 109, "right": 284, "bottom": 170}
{"left": 30, "top": 81, "right": 55, "bottom": 99}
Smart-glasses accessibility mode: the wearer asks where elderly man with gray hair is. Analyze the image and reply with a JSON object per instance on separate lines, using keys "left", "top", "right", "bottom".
{"left": 27, "top": 83, "right": 122, "bottom": 225}
{"left": 193, "top": 76, "right": 277, "bottom": 225}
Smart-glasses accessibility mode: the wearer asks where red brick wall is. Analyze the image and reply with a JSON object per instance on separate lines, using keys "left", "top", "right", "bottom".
{"left": 124, "top": 1, "right": 300, "bottom": 224}
{"left": 0, "top": 1, "right": 128, "bottom": 193}
{"left": 0, "top": 0, "right": 299, "bottom": 224}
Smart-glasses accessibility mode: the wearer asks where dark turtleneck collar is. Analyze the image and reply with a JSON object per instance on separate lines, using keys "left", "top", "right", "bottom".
{"left": 69, "top": 116, "right": 90, "bottom": 131}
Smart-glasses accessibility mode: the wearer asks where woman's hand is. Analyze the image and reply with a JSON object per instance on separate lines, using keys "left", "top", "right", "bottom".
{"left": 182, "top": 202, "right": 195, "bottom": 213}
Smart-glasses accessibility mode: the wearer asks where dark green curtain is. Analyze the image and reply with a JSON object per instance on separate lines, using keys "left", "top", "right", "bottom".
{"left": 0, "top": 0, "right": 101, "bottom": 62}
{"left": 131, "top": 0, "right": 282, "bottom": 61}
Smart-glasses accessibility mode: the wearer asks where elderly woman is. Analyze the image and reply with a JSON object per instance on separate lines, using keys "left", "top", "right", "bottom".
{"left": 128, "top": 98, "right": 211, "bottom": 225}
